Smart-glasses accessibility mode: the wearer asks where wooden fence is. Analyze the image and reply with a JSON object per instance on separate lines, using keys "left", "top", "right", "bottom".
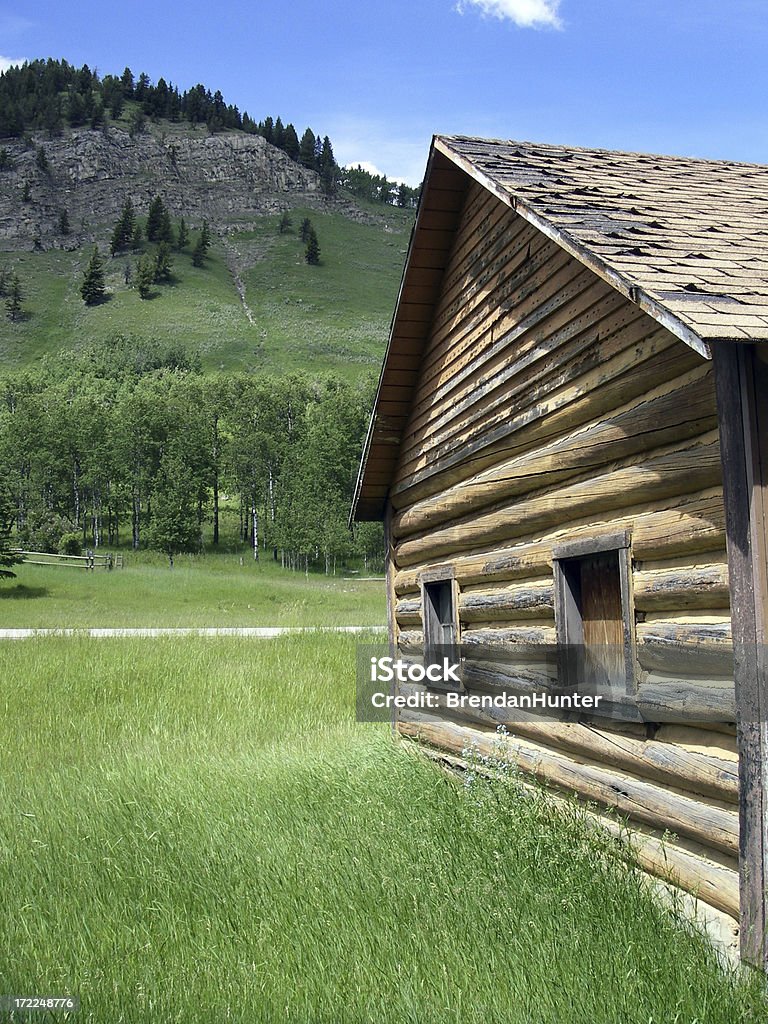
{"left": 12, "top": 550, "right": 123, "bottom": 570}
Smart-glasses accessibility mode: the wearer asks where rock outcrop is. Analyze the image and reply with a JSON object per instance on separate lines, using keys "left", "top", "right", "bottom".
{"left": 0, "top": 124, "right": 323, "bottom": 247}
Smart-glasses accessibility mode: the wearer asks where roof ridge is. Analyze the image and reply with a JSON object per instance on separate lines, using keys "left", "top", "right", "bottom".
{"left": 437, "top": 134, "right": 768, "bottom": 171}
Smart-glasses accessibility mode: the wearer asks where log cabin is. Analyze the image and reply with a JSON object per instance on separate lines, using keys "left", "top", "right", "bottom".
{"left": 351, "top": 136, "right": 768, "bottom": 968}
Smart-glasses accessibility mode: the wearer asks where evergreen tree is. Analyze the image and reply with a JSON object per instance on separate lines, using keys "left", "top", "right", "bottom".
{"left": 146, "top": 194, "right": 166, "bottom": 242}
{"left": 135, "top": 253, "right": 155, "bottom": 298}
{"left": 21, "top": 181, "right": 31, "bottom": 202}
{"left": 191, "top": 221, "right": 211, "bottom": 267}
{"left": 299, "top": 217, "right": 312, "bottom": 243}
{"left": 299, "top": 128, "right": 316, "bottom": 169}
{"left": 319, "top": 136, "right": 337, "bottom": 196}
{"left": 0, "top": 487, "right": 22, "bottom": 581}
{"left": 273, "top": 116, "right": 285, "bottom": 150}
{"left": 278, "top": 211, "right": 292, "bottom": 234}
{"left": 158, "top": 207, "right": 175, "bottom": 245}
{"left": 121, "top": 67, "right": 135, "bottom": 98}
{"left": 80, "top": 247, "right": 106, "bottom": 306}
{"left": 0, "top": 147, "right": 12, "bottom": 171}
{"left": 305, "top": 227, "right": 320, "bottom": 265}
{"left": 5, "top": 273, "right": 23, "bottom": 321}
{"left": 176, "top": 216, "right": 189, "bottom": 250}
{"left": 131, "top": 222, "right": 143, "bottom": 248}
{"left": 154, "top": 242, "right": 173, "bottom": 283}
{"left": 283, "top": 124, "right": 300, "bottom": 161}
{"left": 110, "top": 198, "right": 135, "bottom": 255}
{"left": 58, "top": 209, "right": 70, "bottom": 235}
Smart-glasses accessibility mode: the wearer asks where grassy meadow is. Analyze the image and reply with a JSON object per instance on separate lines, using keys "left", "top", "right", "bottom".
{"left": 0, "top": 554, "right": 386, "bottom": 629}
{"left": 0, "top": 633, "right": 765, "bottom": 1023}
{"left": 0, "top": 203, "right": 411, "bottom": 378}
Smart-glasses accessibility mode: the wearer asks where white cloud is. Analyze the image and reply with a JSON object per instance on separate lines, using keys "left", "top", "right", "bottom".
{"left": 0, "top": 56, "right": 26, "bottom": 73}
{"left": 457, "top": 0, "right": 562, "bottom": 30}
{"left": 329, "top": 119, "right": 430, "bottom": 187}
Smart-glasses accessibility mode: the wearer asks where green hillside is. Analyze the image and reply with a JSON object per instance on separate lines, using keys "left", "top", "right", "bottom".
{"left": 0, "top": 203, "right": 411, "bottom": 376}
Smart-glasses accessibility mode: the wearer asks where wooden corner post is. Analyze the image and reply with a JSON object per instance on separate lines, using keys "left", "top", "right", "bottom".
{"left": 713, "top": 342, "right": 768, "bottom": 969}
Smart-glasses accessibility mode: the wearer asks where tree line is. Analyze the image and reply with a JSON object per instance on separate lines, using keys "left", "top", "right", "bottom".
{"left": 0, "top": 338, "right": 383, "bottom": 572}
{"left": 0, "top": 59, "right": 421, "bottom": 206}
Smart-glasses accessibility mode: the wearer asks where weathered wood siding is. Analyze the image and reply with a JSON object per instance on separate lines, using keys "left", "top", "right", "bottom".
{"left": 387, "top": 182, "right": 737, "bottom": 920}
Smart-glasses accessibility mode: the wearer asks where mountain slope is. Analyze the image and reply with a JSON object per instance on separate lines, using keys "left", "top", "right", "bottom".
{"left": 0, "top": 119, "right": 413, "bottom": 375}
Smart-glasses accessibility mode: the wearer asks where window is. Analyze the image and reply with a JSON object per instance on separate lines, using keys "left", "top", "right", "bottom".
{"left": 552, "top": 532, "right": 635, "bottom": 696}
{"left": 421, "top": 570, "right": 460, "bottom": 686}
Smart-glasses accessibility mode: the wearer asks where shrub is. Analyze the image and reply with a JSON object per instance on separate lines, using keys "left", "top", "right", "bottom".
{"left": 58, "top": 532, "right": 83, "bottom": 556}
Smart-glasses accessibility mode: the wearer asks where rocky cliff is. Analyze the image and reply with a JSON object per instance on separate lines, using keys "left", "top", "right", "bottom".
{"left": 0, "top": 123, "right": 324, "bottom": 248}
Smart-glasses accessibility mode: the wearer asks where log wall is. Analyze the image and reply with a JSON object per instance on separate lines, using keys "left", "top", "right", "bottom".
{"left": 387, "top": 182, "right": 738, "bottom": 922}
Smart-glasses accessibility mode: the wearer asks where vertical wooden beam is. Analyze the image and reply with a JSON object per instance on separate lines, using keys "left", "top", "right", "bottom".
{"left": 713, "top": 342, "right": 768, "bottom": 968}
{"left": 384, "top": 501, "right": 398, "bottom": 735}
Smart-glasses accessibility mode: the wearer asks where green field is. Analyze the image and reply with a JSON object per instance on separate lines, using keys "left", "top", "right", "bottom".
{"left": 0, "top": 555, "right": 386, "bottom": 628}
{"left": 0, "top": 203, "right": 411, "bottom": 377}
{"left": 0, "top": 633, "right": 763, "bottom": 1023}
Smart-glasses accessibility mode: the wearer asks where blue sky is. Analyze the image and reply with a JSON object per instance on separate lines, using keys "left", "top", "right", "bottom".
{"left": 1, "top": 0, "right": 766, "bottom": 184}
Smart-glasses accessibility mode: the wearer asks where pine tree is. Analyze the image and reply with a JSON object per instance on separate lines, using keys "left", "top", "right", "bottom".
{"left": 299, "top": 217, "right": 312, "bottom": 243}
{"left": 153, "top": 242, "right": 173, "bottom": 283}
{"left": 58, "top": 209, "right": 70, "bottom": 235}
{"left": 80, "top": 247, "right": 106, "bottom": 306}
{"left": 305, "top": 227, "right": 320, "bottom": 265}
{"left": 110, "top": 198, "right": 135, "bottom": 255}
{"left": 35, "top": 145, "right": 49, "bottom": 174}
{"left": 5, "top": 273, "right": 23, "bottom": 321}
{"left": 299, "top": 128, "right": 316, "bottom": 169}
{"left": 278, "top": 211, "right": 292, "bottom": 234}
{"left": 0, "top": 487, "right": 21, "bottom": 581}
{"left": 158, "top": 207, "right": 174, "bottom": 245}
{"left": 283, "top": 124, "right": 300, "bottom": 161}
{"left": 21, "top": 180, "right": 31, "bottom": 202}
{"left": 319, "top": 136, "right": 337, "bottom": 196}
{"left": 146, "top": 195, "right": 165, "bottom": 242}
{"left": 135, "top": 253, "right": 155, "bottom": 298}
{"left": 176, "top": 216, "right": 189, "bottom": 250}
{"left": 191, "top": 220, "right": 211, "bottom": 267}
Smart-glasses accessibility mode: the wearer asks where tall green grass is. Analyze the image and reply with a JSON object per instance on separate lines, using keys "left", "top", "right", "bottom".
{"left": 0, "top": 555, "right": 386, "bottom": 628}
{"left": 0, "top": 635, "right": 763, "bottom": 1023}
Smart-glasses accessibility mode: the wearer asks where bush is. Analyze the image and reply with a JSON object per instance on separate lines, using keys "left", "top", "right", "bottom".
{"left": 18, "top": 515, "right": 74, "bottom": 553}
{"left": 58, "top": 532, "right": 82, "bottom": 556}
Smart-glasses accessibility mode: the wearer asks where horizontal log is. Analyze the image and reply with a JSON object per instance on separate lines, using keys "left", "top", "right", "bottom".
{"left": 637, "top": 676, "right": 735, "bottom": 724}
{"left": 394, "top": 491, "right": 726, "bottom": 594}
{"left": 392, "top": 336, "right": 700, "bottom": 509}
{"left": 394, "top": 368, "right": 717, "bottom": 537}
{"left": 461, "top": 625, "right": 558, "bottom": 646}
{"left": 398, "top": 716, "right": 739, "bottom": 856}
{"left": 635, "top": 622, "right": 733, "bottom": 678}
{"left": 633, "top": 564, "right": 730, "bottom": 612}
{"left": 406, "top": 686, "right": 738, "bottom": 802}
{"left": 394, "top": 597, "right": 421, "bottom": 626}
{"left": 459, "top": 582, "right": 554, "bottom": 623}
{"left": 395, "top": 440, "right": 721, "bottom": 567}
{"left": 400, "top": 301, "right": 656, "bottom": 477}
{"left": 413, "top": 744, "right": 739, "bottom": 919}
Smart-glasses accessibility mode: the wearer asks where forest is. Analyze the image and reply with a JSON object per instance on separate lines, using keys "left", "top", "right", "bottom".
{"left": 0, "top": 337, "right": 383, "bottom": 572}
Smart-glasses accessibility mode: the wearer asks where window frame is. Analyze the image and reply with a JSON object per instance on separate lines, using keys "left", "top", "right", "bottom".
{"left": 420, "top": 567, "right": 462, "bottom": 690}
{"left": 552, "top": 530, "right": 637, "bottom": 697}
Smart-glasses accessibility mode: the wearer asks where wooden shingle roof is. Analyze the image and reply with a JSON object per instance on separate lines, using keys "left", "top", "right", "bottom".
{"left": 352, "top": 135, "right": 768, "bottom": 521}
{"left": 440, "top": 135, "right": 768, "bottom": 346}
